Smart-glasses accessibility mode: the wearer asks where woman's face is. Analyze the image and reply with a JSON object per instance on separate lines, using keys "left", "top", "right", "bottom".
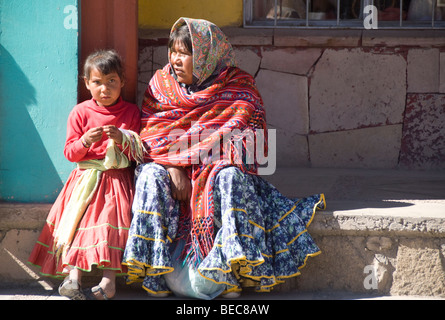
{"left": 169, "top": 40, "right": 193, "bottom": 85}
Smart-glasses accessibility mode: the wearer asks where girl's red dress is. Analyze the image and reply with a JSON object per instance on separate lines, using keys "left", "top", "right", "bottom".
{"left": 28, "top": 98, "right": 141, "bottom": 277}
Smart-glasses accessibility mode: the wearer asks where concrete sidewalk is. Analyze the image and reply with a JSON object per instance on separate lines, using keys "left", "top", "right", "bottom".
{"left": 1, "top": 281, "right": 444, "bottom": 300}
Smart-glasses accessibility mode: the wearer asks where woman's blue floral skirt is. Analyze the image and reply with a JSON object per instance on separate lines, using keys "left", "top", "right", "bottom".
{"left": 122, "top": 163, "right": 325, "bottom": 299}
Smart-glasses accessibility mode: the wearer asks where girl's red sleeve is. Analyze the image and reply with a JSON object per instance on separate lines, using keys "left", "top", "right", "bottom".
{"left": 123, "top": 104, "right": 142, "bottom": 162}
{"left": 64, "top": 106, "right": 89, "bottom": 163}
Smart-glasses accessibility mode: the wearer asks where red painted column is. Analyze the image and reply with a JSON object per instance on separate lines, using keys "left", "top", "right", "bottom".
{"left": 79, "top": 0, "right": 138, "bottom": 104}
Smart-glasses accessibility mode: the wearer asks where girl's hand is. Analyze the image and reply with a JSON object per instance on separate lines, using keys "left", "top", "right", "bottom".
{"left": 165, "top": 166, "right": 191, "bottom": 201}
{"left": 82, "top": 126, "right": 104, "bottom": 146}
{"left": 103, "top": 125, "right": 123, "bottom": 144}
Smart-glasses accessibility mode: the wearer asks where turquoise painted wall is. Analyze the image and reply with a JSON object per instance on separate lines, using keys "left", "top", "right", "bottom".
{"left": 0, "top": 0, "right": 79, "bottom": 202}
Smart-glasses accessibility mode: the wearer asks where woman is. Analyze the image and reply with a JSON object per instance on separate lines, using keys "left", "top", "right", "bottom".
{"left": 122, "top": 17, "right": 325, "bottom": 299}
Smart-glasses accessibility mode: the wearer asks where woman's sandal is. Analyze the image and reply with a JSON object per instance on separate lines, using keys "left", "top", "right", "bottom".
{"left": 58, "top": 279, "right": 86, "bottom": 300}
{"left": 84, "top": 286, "right": 115, "bottom": 300}
{"left": 221, "top": 291, "right": 241, "bottom": 299}
{"left": 147, "top": 291, "right": 170, "bottom": 298}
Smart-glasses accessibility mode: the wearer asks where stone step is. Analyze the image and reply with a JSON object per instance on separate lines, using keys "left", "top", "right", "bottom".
{"left": 263, "top": 168, "right": 445, "bottom": 297}
{"left": 1, "top": 168, "right": 444, "bottom": 297}
{"left": 263, "top": 167, "right": 445, "bottom": 201}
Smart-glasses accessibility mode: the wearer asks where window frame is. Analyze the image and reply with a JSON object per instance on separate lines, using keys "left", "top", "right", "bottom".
{"left": 243, "top": 0, "right": 445, "bottom": 29}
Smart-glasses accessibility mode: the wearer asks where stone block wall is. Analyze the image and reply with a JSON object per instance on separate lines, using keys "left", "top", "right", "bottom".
{"left": 138, "top": 29, "right": 445, "bottom": 171}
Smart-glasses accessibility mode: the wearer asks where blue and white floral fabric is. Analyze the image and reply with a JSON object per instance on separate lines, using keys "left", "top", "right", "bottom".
{"left": 122, "top": 162, "right": 325, "bottom": 299}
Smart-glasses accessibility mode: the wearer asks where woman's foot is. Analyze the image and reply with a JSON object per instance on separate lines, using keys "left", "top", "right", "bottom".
{"left": 221, "top": 291, "right": 241, "bottom": 299}
{"left": 58, "top": 278, "right": 86, "bottom": 300}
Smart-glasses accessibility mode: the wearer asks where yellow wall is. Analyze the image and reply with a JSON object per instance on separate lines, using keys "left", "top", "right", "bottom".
{"left": 138, "top": 0, "right": 243, "bottom": 29}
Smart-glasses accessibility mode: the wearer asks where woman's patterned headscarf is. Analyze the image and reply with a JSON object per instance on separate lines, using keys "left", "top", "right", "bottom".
{"left": 170, "top": 17, "right": 237, "bottom": 86}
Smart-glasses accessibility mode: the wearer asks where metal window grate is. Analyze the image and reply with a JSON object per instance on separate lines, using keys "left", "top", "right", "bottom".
{"left": 243, "top": 0, "right": 445, "bottom": 29}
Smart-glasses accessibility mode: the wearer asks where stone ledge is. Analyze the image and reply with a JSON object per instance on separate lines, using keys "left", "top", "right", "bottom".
{"left": 272, "top": 29, "right": 361, "bottom": 47}
{"left": 310, "top": 202, "right": 445, "bottom": 238}
{"left": 362, "top": 29, "right": 445, "bottom": 47}
{"left": 0, "top": 203, "right": 51, "bottom": 231}
{"left": 139, "top": 27, "right": 445, "bottom": 48}
{"left": 263, "top": 167, "right": 445, "bottom": 200}
{"left": 2, "top": 168, "right": 444, "bottom": 234}
{"left": 2, "top": 200, "right": 444, "bottom": 237}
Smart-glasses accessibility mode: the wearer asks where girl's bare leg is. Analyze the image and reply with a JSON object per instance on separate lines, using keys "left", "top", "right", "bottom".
{"left": 69, "top": 268, "right": 82, "bottom": 286}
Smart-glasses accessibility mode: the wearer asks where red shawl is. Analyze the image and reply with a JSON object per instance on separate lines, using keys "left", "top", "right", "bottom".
{"left": 140, "top": 64, "right": 267, "bottom": 264}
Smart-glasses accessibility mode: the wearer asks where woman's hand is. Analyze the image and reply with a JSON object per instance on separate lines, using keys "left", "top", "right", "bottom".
{"left": 103, "top": 125, "right": 123, "bottom": 144}
{"left": 165, "top": 166, "right": 191, "bottom": 201}
{"left": 82, "top": 126, "right": 104, "bottom": 146}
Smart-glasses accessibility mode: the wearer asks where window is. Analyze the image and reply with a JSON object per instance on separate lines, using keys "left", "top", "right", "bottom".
{"left": 244, "top": 0, "right": 445, "bottom": 28}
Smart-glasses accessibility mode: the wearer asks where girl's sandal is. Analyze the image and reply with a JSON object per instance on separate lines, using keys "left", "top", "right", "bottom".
{"left": 84, "top": 286, "right": 114, "bottom": 300}
{"left": 58, "top": 279, "right": 86, "bottom": 300}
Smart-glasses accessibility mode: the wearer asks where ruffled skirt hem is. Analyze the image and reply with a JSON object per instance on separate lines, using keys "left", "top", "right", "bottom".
{"left": 197, "top": 192, "right": 325, "bottom": 293}
{"left": 27, "top": 167, "right": 134, "bottom": 277}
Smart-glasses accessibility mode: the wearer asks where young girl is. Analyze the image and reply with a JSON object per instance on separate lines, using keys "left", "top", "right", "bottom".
{"left": 28, "top": 49, "right": 143, "bottom": 300}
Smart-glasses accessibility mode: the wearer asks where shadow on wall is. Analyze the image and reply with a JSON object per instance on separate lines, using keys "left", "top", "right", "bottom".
{"left": 0, "top": 46, "right": 63, "bottom": 202}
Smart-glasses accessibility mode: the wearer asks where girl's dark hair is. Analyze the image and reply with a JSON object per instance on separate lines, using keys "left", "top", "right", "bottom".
{"left": 168, "top": 24, "right": 193, "bottom": 54}
{"left": 83, "top": 49, "right": 124, "bottom": 80}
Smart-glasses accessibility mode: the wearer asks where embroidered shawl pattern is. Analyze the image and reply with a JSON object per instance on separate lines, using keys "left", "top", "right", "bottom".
{"left": 140, "top": 18, "right": 267, "bottom": 264}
